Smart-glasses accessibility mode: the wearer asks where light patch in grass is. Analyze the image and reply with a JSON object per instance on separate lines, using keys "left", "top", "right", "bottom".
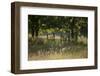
{"left": 28, "top": 49, "right": 87, "bottom": 60}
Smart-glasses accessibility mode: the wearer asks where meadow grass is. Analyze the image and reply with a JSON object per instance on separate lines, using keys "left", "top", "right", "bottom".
{"left": 28, "top": 37, "right": 87, "bottom": 60}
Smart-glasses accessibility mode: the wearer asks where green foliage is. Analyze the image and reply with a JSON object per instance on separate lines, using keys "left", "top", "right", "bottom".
{"left": 28, "top": 15, "right": 88, "bottom": 42}
{"left": 28, "top": 15, "right": 88, "bottom": 60}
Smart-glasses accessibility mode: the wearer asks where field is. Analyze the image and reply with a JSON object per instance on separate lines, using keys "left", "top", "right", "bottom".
{"left": 28, "top": 34, "right": 88, "bottom": 60}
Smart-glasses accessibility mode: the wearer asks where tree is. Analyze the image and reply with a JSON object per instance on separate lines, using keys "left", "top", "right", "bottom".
{"left": 28, "top": 15, "right": 88, "bottom": 43}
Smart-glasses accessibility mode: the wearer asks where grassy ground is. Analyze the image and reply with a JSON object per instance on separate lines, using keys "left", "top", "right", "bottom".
{"left": 28, "top": 36, "right": 88, "bottom": 60}
{"left": 28, "top": 48, "right": 87, "bottom": 60}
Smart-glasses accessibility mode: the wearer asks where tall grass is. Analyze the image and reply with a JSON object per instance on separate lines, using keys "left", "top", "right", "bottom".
{"left": 28, "top": 36, "right": 87, "bottom": 60}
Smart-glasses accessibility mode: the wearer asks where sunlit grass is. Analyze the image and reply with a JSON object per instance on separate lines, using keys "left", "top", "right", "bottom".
{"left": 28, "top": 48, "right": 87, "bottom": 60}
{"left": 28, "top": 37, "right": 87, "bottom": 60}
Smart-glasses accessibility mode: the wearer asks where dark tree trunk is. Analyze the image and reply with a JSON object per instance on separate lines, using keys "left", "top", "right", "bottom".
{"left": 71, "top": 28, "right": 74, "bottom": 41}
{"left": 75, "top": 28, "right": 79, "bottom": 42}
{"left": 70, "top": 18, "right": 75, "bottom": 42}
{"left": 75, "top": 31, "right": 78, "bottom": 42}
{"left": 36, "top": 29, "right": 39, "bottom": 37}
{"left": 47, "top": 34, "right": 48, "bottom": 39}
{"left": 53, "top": 33, "right": 55, "bottom": 40}
{"left": 67, "top": 31, "right": 71, "bottom": 42}
{"left": 32, "top": 28, "right": 34, "bottom": 38}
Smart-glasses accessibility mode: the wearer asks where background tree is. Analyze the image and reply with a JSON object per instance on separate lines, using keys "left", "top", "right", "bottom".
{"left": 28, "top": 15, "right": 88, "bottom": 42}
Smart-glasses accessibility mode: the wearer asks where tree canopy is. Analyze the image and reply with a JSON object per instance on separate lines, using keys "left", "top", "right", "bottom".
{"left": 28, "top": 15, "right": 88, "bottom": 42}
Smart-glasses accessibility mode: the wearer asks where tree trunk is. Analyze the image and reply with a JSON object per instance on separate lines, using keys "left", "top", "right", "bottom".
{"left": 53, "top": 33, "right": 55, "bottom": 40}
{"left": 32, "top": 28, "right": 34, "bottom": 38}
{"left": 36, "top": 29, "right": 39, "bottom": 38}
{"left": 70, "top": 18, "right": 75, "bottom": 42}
{"left": 47, "top": 34, "right": 48, "bottom": 39}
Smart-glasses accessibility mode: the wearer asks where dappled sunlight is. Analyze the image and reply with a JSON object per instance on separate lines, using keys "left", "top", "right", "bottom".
{"left": 28, "top": 15, "right": 88, "bottom": 60}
